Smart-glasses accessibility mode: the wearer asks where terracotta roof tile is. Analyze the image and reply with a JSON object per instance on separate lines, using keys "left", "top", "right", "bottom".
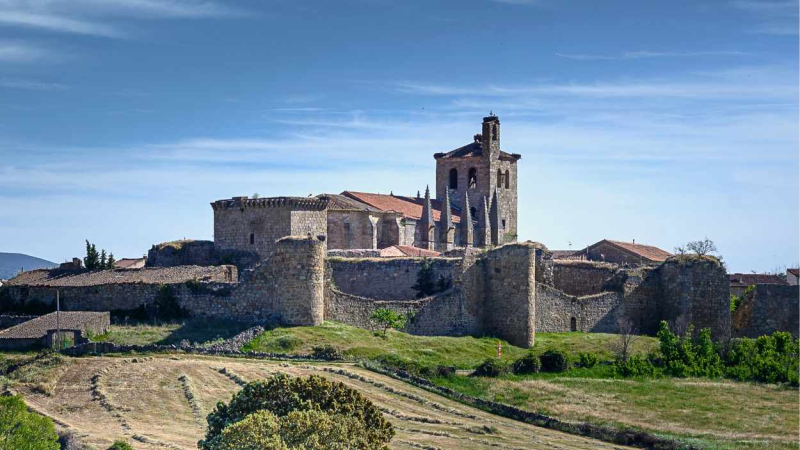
{"left": 320, "top": 194, "right": 382, "bottom": 212}
{"left": 341, "top": 191, "right": 460, "bottom": 224}
{"left": 379, "top": 245, "right": 441, "bottom": 258}
{"left": 597, "top": 240, "right": 673, "bottom": 262}
{"left": 729, "top": 273, "right": 788, "bottom": 287}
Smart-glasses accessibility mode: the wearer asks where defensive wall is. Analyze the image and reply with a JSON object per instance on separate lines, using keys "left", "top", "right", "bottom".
{"left": 732, "top": 283, "right": 799, "bottom": 338}
{"left": 1, "top": 240, "right": 739, "bottom": 347}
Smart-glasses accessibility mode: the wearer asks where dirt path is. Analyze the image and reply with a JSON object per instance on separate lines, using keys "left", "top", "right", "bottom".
{"left": 21, "top": 355, "right": 634, "bottom": 450}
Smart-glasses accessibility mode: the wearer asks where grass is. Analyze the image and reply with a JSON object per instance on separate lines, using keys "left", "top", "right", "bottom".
{"left": 242, "top": 322, "right": 659, "bottom": 369}
{"left": 432, "top": 371, "right": 799, "bottom": 450}
{"left": 90, "top": 320, "right": 252, "bottom": 347}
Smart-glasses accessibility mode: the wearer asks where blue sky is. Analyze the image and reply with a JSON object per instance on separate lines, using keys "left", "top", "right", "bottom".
{"left": 0, "top": 0, "right": 797, "bottom": 273}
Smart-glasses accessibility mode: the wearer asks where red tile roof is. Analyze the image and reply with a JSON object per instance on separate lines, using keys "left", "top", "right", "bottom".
{"left": 787, "top": 268, "right": 799, "bottom": 277}
{"left": 729, "top": 273, "right": 788, "bottom": 287}
{"left": 379, "top": 245, "right": 441, "bottom": 258}
{"left": 591, "top": 239, "right": 673, "bottom": 262}
{"left": 341, "top": 191, "right": 460, "bottom": 223}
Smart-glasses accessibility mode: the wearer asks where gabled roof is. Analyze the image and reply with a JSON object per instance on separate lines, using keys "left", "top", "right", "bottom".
{"left": 341, "top": 191, "right": 460, "bottom": 224}
{"left": 379, "top": 245, "right": 441, "bottom": 258}
{"left": 433, "top": 141, "right": 521, "bottom": 162}
{"left": 787, "top": 268, "right": 799, "bottom": 277}
{"left": 729, "top": 273, "right": 788, "bottom": 287}
{"left": 114, "top": 258, "right": 146, "bottom": 269}
{"left": 320, "top": 193, "right": 382, "bottom": 213}
{"left": 588, "top": 239, "right": 673, "bottom": 263}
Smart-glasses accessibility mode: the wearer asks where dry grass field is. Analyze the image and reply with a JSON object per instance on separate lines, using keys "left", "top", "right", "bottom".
{"left": 11, "top": 354, "right": 637, "bottom": 450}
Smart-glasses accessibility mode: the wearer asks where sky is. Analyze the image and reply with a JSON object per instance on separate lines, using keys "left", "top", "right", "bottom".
{"left": 0, "top": 0, "right": 797, "bottom": 273}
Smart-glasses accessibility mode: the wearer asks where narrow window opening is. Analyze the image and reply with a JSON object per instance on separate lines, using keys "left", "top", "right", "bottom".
{"left": 468, "top": 168, "right": 477, "bottom": 189}
{"left": 249, "top": 233, "right": 255, "bottom": 245}
{"left": 505, "top": 169, "right": 510, "bottom": 189}
{"left": 470, "top": 206, "right": 477, "bottom": 219}
{"left": 449, "top": 168, "right": 458, "bottom": 189}
{"left": 492, "top": 124, "right": 498, "bottom": 141}
{"left": 502, "top": 219, "right": 506, "bottom": 229}
{"left": 497, "top": 169, "right": 503, "bottom": 189}
{"left": 570, "top": 317, "right": 577, "bottom": 332}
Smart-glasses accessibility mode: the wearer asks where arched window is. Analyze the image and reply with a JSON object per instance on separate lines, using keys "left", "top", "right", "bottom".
{"left": 505, "top": 169, "right": 510, "bottom": 189}
{"left": 449, "top": 168, "right": 458, "bottom": 189}
{"left": 492, "top": 124, "right": 498, "bottom": 141}
{"left": 470, "top": 206, "right": 477, "bottom": 220}
{"left": 249, "top": 233, "right": 255, "bottom": 245}
{"left": 468, "top": 168, "right": 477, "bottom": 189}
{"left": 570, "top": 317, "right": 577, "bottom": 332}
{"left": 497, "top": 169, "right": 503, "bottom": 189}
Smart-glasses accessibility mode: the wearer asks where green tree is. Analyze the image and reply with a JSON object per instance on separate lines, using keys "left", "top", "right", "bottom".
{"left": 0, "top": 395, "right": 60, "bottom": 450}
{"left": 84, "top": 240, "right": 100, "bottom": 270}
{"left": 200, "top": 375, "right": 393, "bottom": 450}
{"left": 108, "top": 440, "right": 134, "bottom": 450}
{"left": 411, "top": 257, "right": 437, "bottom": 298}
{"left": 107, "top": 252, "right": 116, "bottom": 270}
{"left": 100, "top": 249, "right": 108, "bottom": 270}
{"left": 370, "top": 308, "right": 406, "bottom": 337}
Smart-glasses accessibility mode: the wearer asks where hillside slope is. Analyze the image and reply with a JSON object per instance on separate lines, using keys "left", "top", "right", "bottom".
{"left": 0, "top": 252, "right": 57, "bottom": 279}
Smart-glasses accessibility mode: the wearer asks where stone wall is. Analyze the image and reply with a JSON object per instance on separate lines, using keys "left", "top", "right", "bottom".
{"left": 212, "top": 196, "right": 328, "bottom": 260}
{"left": 480, "top": 243, "right": 536, "bottom": 347}
{"left": 657, "top": 256, "right": 731, "bottom": 340}
{"left": 327, "top": 211, "right": 379, "bottom": 250}
{"left": 552, "top": 260, "right": 617, "bottom": 296}
{"left": 147, "top": 240, "right": 259, "bottom": 272}
{"left": 534, "top": 285, "right": 622, "bottom": 333}
{"left": 328, "top": 257, "right": 458, "bottom": 300}
{"left": 732, "top": 284, "right": 799, "bottom": 338}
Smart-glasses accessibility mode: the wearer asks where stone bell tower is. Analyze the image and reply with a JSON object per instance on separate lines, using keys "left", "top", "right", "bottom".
{"left": 433, "top": 114, "right": 521, "bottom": 247}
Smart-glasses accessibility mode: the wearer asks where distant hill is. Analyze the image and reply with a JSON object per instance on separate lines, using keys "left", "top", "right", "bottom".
{"left": 0, "top": 253, "right": 58, "bottom": 280}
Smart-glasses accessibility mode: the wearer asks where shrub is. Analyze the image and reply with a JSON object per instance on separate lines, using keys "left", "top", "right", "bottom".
{"left": 472, "top": 358, "right": 508, "bottom": 377}
{"left": 512, "top": 353, "right": 541, "bottom": 375}
{"left": 153, "top": 284, "right": 185, "bottom": 321}
{"left": 656, "top": 321, "right": 723, "bottom": 378}
{"left": 578, "top": 352, "right": 599, "bottom": 369}
{"left": 369, "top": 308, "right": 406, "bottom": 337}
{"left": 108, "top": 440, "right": 134, "bottom": 450}
{"left": 540, "top": 349, "right": 571, "bottom": 372}
{"left": 0, "top": 395, "right": 60, "bottom": 450}
{"left": 614, "top": 355, "right": 658, "bottom": 378}
{"left": 374, "top": 354, "right": 428, "bottom": 376}
{"left": 310, "top": 345, "right": 343, "bottom": 360}
{"left": 199, "top": 374, "right": 393, "bottom": 450}
{"left": 724, "top": 332, "right": 799, "bottom": 385}
{"left": 274, "top": 336, "right": 302, "bottom": 352}
{"left": 435, "top": 365, "right": 456, "bottom": 377}
{"left": 211, "top": 409, "right": 377, "bottom": 450}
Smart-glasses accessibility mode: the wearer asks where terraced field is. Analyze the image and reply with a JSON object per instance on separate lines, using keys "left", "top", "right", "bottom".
{"left": 17, "top": 354, "right": 635, "bottom": 450}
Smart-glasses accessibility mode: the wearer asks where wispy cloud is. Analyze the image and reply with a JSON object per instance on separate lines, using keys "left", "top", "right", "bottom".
{"left": 731, "top": 0, "right": 798, "bottom": 35}
{"left": 555, "top": 50, "right": 748, "bottom": 61}
{"left": 0, "top": 78, "right": 67, "bottom": 90}
{"left": 0, "top": 40, "right": 54, "bottom": 63}
{"left": 0, "top": 0, "right": 246, "bottom": 38}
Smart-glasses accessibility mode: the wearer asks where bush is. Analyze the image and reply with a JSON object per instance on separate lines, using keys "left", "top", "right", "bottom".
{"left": 0, "top": 395, "right": 60, "bottom": 450}
{"left": 614, "top": 355, "right": 658, "bottom": 378}
{"left": 108, "top": 441, "right": 134, "bottom": 450}
{"left": 211, "top": 409, "right": 377, "bottom": 450}
{"left": 435, "top": 365, "right": 456, "bottom": 377}
{"left": 511, "top": 353, "right": 541, "bottom": 375}
{"left": 578, "top": 352, "right": 599, "bottom": 369}
{"left": 310, "top": 345, "right": 343, "bottom": 360}
{"left": 199, "top": 374, "right": 393, "bottom": 450}
{"left": 472, "top": 358, "right": 508, "bottom": 377}
{"left": 374, "top": 354, "right": 429, "bottom": 376}
{"left": 153, "top": 284, "right": 185, "bottom": 321}
{"left": 369, "top": 308, "right": 406, "bottom": 337}
{"left": 274, "top": 336, "right": 302, "bottom": 352}
{"left": 539, "top": 349, "right": 571, "bottom": 372}
{"left": 656, "top": 321, "right": 723, "bottom": 378}
{"left": 724, "top": 332, "right": 799, "bottom": 385}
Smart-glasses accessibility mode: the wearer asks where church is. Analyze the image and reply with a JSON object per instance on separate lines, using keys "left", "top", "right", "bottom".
{"left": 211, "top": 114, "right": 521, "bottom": 258}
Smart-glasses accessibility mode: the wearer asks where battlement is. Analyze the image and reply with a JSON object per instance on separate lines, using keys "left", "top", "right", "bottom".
{"left": 211, "top": 196, "right": 329, "bottom": 211}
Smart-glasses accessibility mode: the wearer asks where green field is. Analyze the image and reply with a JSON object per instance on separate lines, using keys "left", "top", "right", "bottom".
{"left": 90, "top": 320, "right": 251, "bottom": 347}
{"left": 432, "top": 371, "right": 799, "bottom": 450}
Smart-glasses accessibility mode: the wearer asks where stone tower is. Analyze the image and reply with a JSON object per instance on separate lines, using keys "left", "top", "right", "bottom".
{"left": 433, "top": 115, "right": 520, "bottom": 246}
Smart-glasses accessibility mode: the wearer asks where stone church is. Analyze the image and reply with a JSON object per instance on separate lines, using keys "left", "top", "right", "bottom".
{"left": 211, "top": 115, "right": 521, "bottom": 258}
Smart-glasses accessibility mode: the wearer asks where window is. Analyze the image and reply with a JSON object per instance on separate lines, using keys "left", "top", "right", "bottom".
{"left": 449, "top": 168, "right": 458, "bottom": 189}
{"left": 468, "top": 168, "right": 477, "bottom": 189}
{"left": 505, "top": 169, "right": 510, "bottom": 189}
{"left": 497, "top": 169, "right": 503, "bottom": 189}
{"left": 492, "top": 124, "right": 498, "bottom": 141}
{"left": 470, "top": 206, "right": 477, "bottom": 219}
{"left": 249, "top": 233, "right": 255, "bottom": 245}
{"left": 570, "top": 317, "right": 577, "bottom": 332}
{"left": 502, "top": 219, "right": 506, "bottom": 229}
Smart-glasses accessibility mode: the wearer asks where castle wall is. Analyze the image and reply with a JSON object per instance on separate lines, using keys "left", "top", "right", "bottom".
{"left": 327, "top": 211, "right": 379, "bottom": 250}
{"left": 586, "top": 242, "right": 653, "bottom": 266}
{"left": 534, "top": 284, "right": 622, "bottom": 333}
{"left": 324, "top": 289, "right": 427, "bottom": 330}
{"left": 732, "top": 284, "right": 799, "bottom": 338}
{"left": 328, "top": 257, "right": 458, "bottom": 300}
{"left": 552, "top": 260, "right": 616, "bottom": 296}
{"left": 480, "top": 243, "right": 536, "bottom": 347}
{"left": 657, "top": 257, "right": 731, "bottom": 340}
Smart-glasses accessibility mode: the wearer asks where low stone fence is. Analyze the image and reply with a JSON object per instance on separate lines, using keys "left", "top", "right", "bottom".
{"left": 362, "top": 364, "right": 699, "bottom": 450}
